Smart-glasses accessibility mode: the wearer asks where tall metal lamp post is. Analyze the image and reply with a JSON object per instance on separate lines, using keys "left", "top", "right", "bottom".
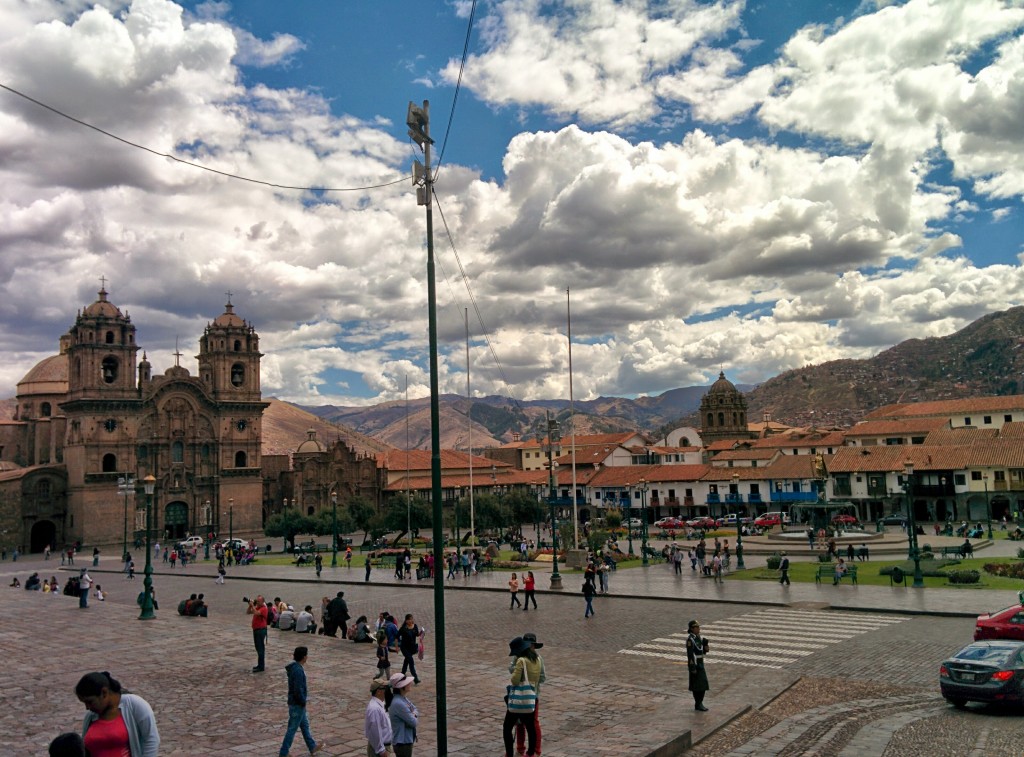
{"left": 331, "top": 491, "right": 339, "bottom": 568}
{"left": 229, "top": 498, "right": 234, "bottom": 543}
{"left": 539, "top": 412, "right": 562, "bottom": 589}
{"left": 139, "top": 475, "right": 157, "bottom": 620}
{"left": 625, "top": 484, "right": 634, "bottom": 556}
{"left": 638, "top": 478, "right": 650, "bottom": 567}
{"left": 118, "top": 474, "right": 134, "bottom": 560}
{"left": 903, "top": 460, "right": 924, "bottom": 588}
{"left": 984, "top": 473, "right": 993, "bottom": 539}
{"left": 203, "top": 500, "right": 211, "bottom": 560}
{"left": 733, "top": 472, "right": 745, "bottom": 569}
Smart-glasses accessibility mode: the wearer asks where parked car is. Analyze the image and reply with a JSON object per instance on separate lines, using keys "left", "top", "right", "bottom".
{"left": 218, "top": 538, "right": 247, "bottom": 553}
{"left": 831, "top": 514, "right": 859, "bottom": 526}
{"left": 177, "top": 536, "right": 203, "bottom": 550}
{"left": 754, "top": 512, "right": 788, "bottom": 528}
{"left": 655, "top": 517, "right": 685, "bottom": 530}
{"left": 716, "top": 514, "right": 737, "bottom": 527}
{"left": 975, "top": 604, "right": 1024, "bottom": 642}
{"left": 939, "top": 640, "right": 1024, "bottom": 708}
{"left": 880, "top": 514, "right": 908, "bottom": 526}
{"left": 623, "top": 518, "right": 644, "bottom": 528}
{"left": 686, "top": 516, "right": 718, "bottom": 529}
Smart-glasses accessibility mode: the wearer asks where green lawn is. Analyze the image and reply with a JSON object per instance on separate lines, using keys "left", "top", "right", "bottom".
{"left": 729, "top": 556, "right": 1024, "bottom": 590}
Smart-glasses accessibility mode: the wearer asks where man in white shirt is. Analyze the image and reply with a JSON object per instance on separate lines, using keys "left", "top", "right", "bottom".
{"left": 295, "top": 605, "right": 316, "bottom": 634}
{"left": 365, "top": 680, "right": 393, "bottom": 756}
{"left": 278, "top": 605, "right": 297, "bottom": 631}
{"left": 78, "top": 569, "right": 93, "bottom": 608}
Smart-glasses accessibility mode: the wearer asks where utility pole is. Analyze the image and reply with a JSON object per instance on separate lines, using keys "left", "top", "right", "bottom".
{"left": 408, "top": 99, "right": 448, "bottom": 756}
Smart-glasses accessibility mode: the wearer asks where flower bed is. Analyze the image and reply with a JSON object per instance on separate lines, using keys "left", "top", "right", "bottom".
{"left": 947, "top": 569, "right": 981, "bottom": 584}
{"left": 983, "top": 562, "right": 1024, "bottom": 579}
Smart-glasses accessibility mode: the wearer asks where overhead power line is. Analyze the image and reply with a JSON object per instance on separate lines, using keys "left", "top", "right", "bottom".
{"left": 0, "top": 81, "right": 407, "bottom": 193}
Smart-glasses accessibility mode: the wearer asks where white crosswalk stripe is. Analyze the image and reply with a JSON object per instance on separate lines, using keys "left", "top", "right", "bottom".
{"left": 618, "top": 608, "right": 908, "bottom": 669}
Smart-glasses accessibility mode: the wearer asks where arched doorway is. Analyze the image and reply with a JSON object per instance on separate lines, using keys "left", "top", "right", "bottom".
{"left": 30, "top": 520, "right": 57, "bottom": 553}
{"left": 164, "top": 501, "right": 189, "bottom": 540}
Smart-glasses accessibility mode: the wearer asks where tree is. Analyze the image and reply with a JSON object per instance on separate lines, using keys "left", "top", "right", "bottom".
{"left": 310, "top": 508, "right": 354, "bottom": 543}
{"left": 505, "top": 489, "right": 546, "bottom": 531}
{"left": 346, "top": 496, "right": 377, "bottom": 542}
{"left": 472, "top": 493, "right": 509, "bottom": 535}
{"left": 264, "top": 510, "right": 315, "bottom": 551}
{"left": 605, "top": 508, "right": 624, "bottom": 530}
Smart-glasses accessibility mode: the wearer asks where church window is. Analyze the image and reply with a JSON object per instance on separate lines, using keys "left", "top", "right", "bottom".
{"left": 101, "top": 356, "right": 118, "bottom": 383}
{"left": 36, "top": 480, "right": 51, "bottom": 497}
{"left": 102, "top": 453, "right": 117, "bottom": 472}
{"left": 740, "top": 412, "right": 745, "bottom": 424}
{"left": 307, "top": 506, "right": 315, "bottom": 516}
{"left": 172, "top": 441, "right": 184, "bottom": 463}
{"left": 717, "top": 412, "right": 725, "bottom": 426}
{"left": 234, "top": 339, "right": 242, "bottom": 351}
{"left": 235, "top": 450, "right": 248, "bottom": 467}
{"left": 707, "top": 413, "right": 713, "bottom": 426}
{"left": 41, "top": 403, "right": 51, "bottom": 417}
{"left": 201, "top": 444, "right": 210, "bottom": 460}
{"left": 732, "top": 412, "right": 738, "bottom": 425}
{"left": 105, "top": 331, "right": 115, "bottom": 344}
{"left": 231, "top": 363, "right": 245, "bottom": 387}
{"left": 138, "top": 445, "right": 148, "bottom": 461}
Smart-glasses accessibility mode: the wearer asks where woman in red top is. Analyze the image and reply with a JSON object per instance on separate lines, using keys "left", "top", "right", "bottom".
{"left": 77, "top": 671, "right": 159, "bottom": 757}
{"left": 522, "top": 570, "right": 538, "bottom": 611}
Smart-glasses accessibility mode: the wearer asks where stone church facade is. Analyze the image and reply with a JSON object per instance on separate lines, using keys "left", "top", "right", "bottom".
{"left": 0, "top": 285, "right": 266, "bottom": 553}
{"left": 699, "top": 371, "right": 756, "bottom": 445}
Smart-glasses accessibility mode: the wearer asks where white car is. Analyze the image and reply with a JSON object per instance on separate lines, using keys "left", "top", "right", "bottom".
{"left": 219, "top": 538, "right": 246, "bottom": 552}
{"left": 624, "top": 518, "right": 644, "bottom": 528}
{"left": 177, "top": 536, "right": 204, "bottom": 549}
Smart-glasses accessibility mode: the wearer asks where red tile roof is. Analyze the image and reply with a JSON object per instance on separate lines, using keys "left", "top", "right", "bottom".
{"left": 826, "top": 445, "right": 970, "bottom": 473}
{"left": 751, "top": 430, "right": 846, "bottom": 449}
{"left": 845, "top": 418, "right": 949, "bottom": 436}
{"left": 713, "top": 448, "right": 780, "bottom": 461}
{"left": 923, "top": 427, "right": 999, "bottom": 446}
{"left": 588, "top": 464, "right": 709, "bottom": 487}
{"left": 377, "top": 449, "right": 512, "bottom": 471}
{"left": 862, "top": 395, "right": 1024, "bottom": 420}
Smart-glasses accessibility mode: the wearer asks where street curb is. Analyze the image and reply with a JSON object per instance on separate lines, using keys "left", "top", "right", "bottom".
{"left": 78, "top": 567, "right": 980, "bottom": 618}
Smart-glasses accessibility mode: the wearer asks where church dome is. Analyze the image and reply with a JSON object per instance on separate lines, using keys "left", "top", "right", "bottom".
{"left": 212, "top": 301, "right": 245, "bottom": 328}
{"left": 296, "top": 429, "right": 325, "bottom": 454}
{"left": 17, "top": 353, "right": 68, "bottom": 396}
{"left": 82, "top": 286, "right": 125, "bottom": 319}
{"left": 708, "top": 371, "right": 738, "bottom": 395}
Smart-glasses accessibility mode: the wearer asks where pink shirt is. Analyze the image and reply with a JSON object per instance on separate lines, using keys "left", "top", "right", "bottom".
{"left": 84, "top": 713, "right": 131, "bottom": 757}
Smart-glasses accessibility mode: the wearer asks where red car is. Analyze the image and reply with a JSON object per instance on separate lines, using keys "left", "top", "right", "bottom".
{"left": 831, "top": 514, "right": 859, "bottom": 526}
{"left": 654, "top": 517, "right": 685, "bottom": 530}
{"left": 754, "top": 513, "right": 783, "bottom": 527}
{"left": 974, "top": 604, "right": 1024, "bottom": 641}
{"left": 686, "top": 517, "right": 717, "bottom": 529}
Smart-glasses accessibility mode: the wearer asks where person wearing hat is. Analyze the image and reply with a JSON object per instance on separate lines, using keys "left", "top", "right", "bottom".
{"left": 504, "top": 637, "right": 538, "bottom": 757}
{"left": 365, "top": 679, "right": 393, "bottom": 757}
{"left": 388, "top": 674, "right": 418, "bottom": 756}
{"left": 686, "top": 620, "right": 710, "bottom": 711}
{"left": 510, "top": 634, "right": 546, "bottom": 757}
{"left": 779, "top": 551, "right": 790, "bottom": 586}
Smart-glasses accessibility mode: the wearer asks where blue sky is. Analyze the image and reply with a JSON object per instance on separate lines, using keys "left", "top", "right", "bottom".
{"left": 0, "top": 0, "right": 1022, "bottom": 407}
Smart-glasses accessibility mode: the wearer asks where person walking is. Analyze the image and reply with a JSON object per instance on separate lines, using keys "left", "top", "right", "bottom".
{"left": 78, "top": 569, "right": 92, "bottom": 609}
{"left": 365, "top": 680, "right": 393, "bottom": 757}
{"left": 365, "top": 555, "right": 373, "bottom": 583}
{"left": 278, "top": 646, "right": 324, "bottom": 757}
{"left": 374, "top": 633, "right": 392, "bottom": 680}
{"left": 504, "top": 637, "right": 539, "bottom": 757}
{"left": 325, "top": 591, "right": 350, "bottom": 639}
{"left": 512, "top": 633, "right": 546, "bottom": 757}
{"left": 446, "top": 552, "right": 457, "bottom": 579}
{"left": 314, "top": 552, "right": 323, "bottom": 578}
{"left": 398, "top": 614, "right": 421, "bottom": 684}
{"left": 247, "top": 595, "right": 269, "bottom": 672}
{"left": 686, "top": 620, "right": 710, "bottom": 711}
{"left": 779, "top": 551, "right": 791, "bottom": 586}
{"left": 345, "top": 545, "right": 353, "bottom": 568}
{"left": 388, "top": 673, "right": 418, "bottom": 756}
{"left": 76, "top": 671, "right": 160, "bottom": 756}
{"left": 215, "top": 563, "right": 226, "bottom": 584}
{"left": 508, "top": 573, "right": 522, "bottom": 609}
{"left": 522, "top": 571, "right": 538, "bottom": 611}
{"left": 582, "top": 577, "right": 596, "bottom": 618}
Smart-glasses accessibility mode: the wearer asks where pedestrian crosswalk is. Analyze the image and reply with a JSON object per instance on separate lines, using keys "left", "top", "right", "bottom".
{"left": 618, "top": 608, "right": 907, "bottom": 669}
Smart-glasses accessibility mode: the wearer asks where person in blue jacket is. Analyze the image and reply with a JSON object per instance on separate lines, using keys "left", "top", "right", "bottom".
{"left": 279, "top": 646, "right": 324, "bottom": 757}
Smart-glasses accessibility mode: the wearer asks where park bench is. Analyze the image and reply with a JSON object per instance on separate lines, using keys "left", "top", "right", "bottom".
{"left": 939, "top": 546, "right": 966, "bottom": 559}
{"left": 815, "top": 564, "right": 858, "bottom": 584}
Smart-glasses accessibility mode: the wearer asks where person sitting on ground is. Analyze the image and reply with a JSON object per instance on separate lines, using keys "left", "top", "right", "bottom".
{"left": 9, "top": 577, "right": 20, "bottom": 588}
{"left": 25, "top": 573, "right": 41, "bottom": 591}
{"left": 95, "top": 585, "right": 105, "bottom": 601}
{"left": 278, "top": 604, "right": 296, "bottom": 631}
{"left": 295, "top": 605, "right": 316, "bottom": 634}
{"left": 187, "top": 593, "right": 208, "bottom": 617}
{"left": 178, "top": 593, "right": 197, "bottom": 615}
{"left": 351, "top": 615, "right": 373, "bottom": 643}
{"left": 49, "top": 576, "right": 59, "bottom": 593}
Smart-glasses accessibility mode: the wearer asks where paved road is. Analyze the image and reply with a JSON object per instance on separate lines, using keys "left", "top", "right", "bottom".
{"left": 1, "top": 549, "right": 1020, "bottom": 756}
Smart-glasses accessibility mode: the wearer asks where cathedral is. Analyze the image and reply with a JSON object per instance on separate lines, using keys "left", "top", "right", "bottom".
{"left": 0, "top": 284, "right": 266, "bottom": 553}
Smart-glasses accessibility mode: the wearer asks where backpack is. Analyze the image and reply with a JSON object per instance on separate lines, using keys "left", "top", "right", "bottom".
{"left": 177, "top": 600, "right": 188, "bottom": 615}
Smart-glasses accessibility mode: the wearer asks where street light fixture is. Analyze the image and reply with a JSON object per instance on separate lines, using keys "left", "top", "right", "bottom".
{"left": 118, "top": 474, "right": 134, "bottom": 561}
{"left": 331, "top": 491, "right": 339, "bottom": 568}
{"left": 625, "top": 483, "right": 634, "bottom": 556}
{"left": 229, "top": 498, "right": 234, "bottom": 543}
{"left": 139, "top": 474, "right": 157, "bottom": 620}
{"left": 983, "top": 473, "right": 993, "bottom": 540}
{"left": 903, "top": 460, "right": 924, "bottom": 588}
{"left": 203, "top": 499, "right": 211, "bottom": 560}
{"left": 733, "top": 472, "right": 745, "bottom": 569}
{"left": 538, "top": 412, "right": 562, "bottom": 589}
{"left": 638, "top": 478, "right": 650, "bottom": 567}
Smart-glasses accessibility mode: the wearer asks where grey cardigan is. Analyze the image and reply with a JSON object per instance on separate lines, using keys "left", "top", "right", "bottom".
{"left": 82, "top": 693, "right": 160, "bottom": 757}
